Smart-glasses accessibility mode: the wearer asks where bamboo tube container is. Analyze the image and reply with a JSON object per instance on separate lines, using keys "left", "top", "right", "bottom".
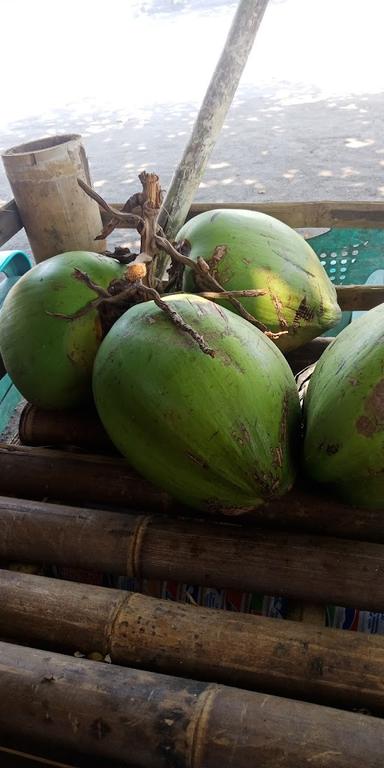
{"left": 19, "top": 403, "right": 113, "bottom": 452}
{"left": 1, "top": 442, "right": 384, "bottom": 541}
{"left": 2, "top": 496, "right": 384, "bottom": 611}
{"left": 0, "top": 639, "right": 383, "bottom": 767}
{"left": 2, "top": 135, "right": 105, "bottom": 262}
{"left": 2, "top": 568, "right": 384, "bottom": 714}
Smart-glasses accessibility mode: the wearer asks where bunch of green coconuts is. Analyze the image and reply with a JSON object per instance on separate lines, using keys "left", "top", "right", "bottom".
{"left": 1, "top": 209, "right": 381, "bottom": 512}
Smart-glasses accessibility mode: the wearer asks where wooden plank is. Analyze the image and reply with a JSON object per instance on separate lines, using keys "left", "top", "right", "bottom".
{"left": 2, "top": 496, "right": 384, "bottom": 610}
{"left": 106, "top": 200, "right": 384, "bottom": 229}
{"left": 3, "top": 197, "right": 383, "bottom": 248}
{"left": 337, "top": 284, "right": 384, "bottom": 310}
{"left": 0, "top": 201, "right": 23, "bottom": 247}
{"left": 3, "top": 568, "right": 384, "bottom": 714}
{"left": 1, "top": 639, "right": 383, "bottom": 768}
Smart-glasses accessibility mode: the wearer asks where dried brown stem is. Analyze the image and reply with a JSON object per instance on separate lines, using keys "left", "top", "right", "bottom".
{"left": 155, "top": 235, "right": 198, "bottom": 272}
{"left": 47, "top": 297, "right": 104, "bottom": 321}
{"left": 156, "top": 234, "right": 287, "bottom": 338}
{"left": 48, "top": 269, "right": 215, "bottom": 357}
{"left": 77, "top": 178, "right": 144, "bottom": 227}
{"left": 139, "top": 286, "right": 215, "bottom": 358}
{"left": 72, "top": 268, "right": 110, "bottom": 298}
{"left": 77, "top": 179, "right": 286, "bottom": 341}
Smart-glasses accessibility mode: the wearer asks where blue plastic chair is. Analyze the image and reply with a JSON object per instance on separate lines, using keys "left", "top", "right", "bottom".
{"left": 0, "top": 250, "right": 33, "bottom": 434}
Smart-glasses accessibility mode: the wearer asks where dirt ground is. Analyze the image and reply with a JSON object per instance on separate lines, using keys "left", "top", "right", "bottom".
{"left": 1, "top": 0, "right": 383, "bottom": 253}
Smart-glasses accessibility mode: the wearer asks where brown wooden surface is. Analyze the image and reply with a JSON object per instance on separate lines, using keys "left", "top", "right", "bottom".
{"left": 19, "top": 403, "right": 113, "bottom": 452}
{"left": 108, "top": 199, "right": 384, "bottom": 228}
{"left": 0, "top": 200, "right": 23, "bottom": 247}
{"left": 2, "top": 197, "right": 384, "bottom": 250}
{"left": 0, "top": 747, "right": 79, "bottom": 768}
{"left": 0, "top": 444, "right": 170, "bottom": 509}
{"left": 0, "top": 639, "right": 383, "bottom": 767}
{"left": 285, "top": 336, "right": 332, "bottom": 373}
{"left": 2, "top": 568, "right": 384, "bottom": 714}
{"left": 336, "top": 284, "right": 384, "bottom": 310}
{"left": 2, "top": 495, "right": 384, "bottom": 610}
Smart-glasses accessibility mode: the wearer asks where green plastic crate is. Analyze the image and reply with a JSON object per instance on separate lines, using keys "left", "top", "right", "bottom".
{"left": 307, "top": 228, "right": 384, "bottom": 335}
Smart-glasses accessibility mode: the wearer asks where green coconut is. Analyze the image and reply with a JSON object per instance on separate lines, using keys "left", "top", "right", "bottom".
{"left": 303, "top": 303, "right": 384, "bottom": 508}
{"left": 0, "top": 251, "right": 124, "bottom": 409}
{"left": 178, "top": 209, "right": 341, "bottom": 352}
{"left": 93, "top": 293, "right": 301, "bottom": 514}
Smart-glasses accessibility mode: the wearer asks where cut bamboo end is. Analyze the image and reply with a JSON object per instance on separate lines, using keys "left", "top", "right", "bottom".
{"left": 19, "top": 403, "right": 114, "bottom": 453}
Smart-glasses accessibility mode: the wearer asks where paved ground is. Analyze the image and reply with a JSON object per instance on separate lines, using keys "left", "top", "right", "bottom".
{"left": 1, "top": 0, "right": 383, "bottom": 253}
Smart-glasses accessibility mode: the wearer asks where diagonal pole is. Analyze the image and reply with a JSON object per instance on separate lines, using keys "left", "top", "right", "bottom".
{"left": 157, "top": 0, "right": 270, "bottom": 272}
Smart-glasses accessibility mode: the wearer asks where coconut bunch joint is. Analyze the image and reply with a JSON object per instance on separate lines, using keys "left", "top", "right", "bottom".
{"left": 0, "top": 172, "right": 344, "bottom": 514}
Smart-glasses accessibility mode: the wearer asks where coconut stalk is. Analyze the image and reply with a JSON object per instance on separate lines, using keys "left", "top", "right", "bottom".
{"left": 1, "top": 639, "right": 383, "bottom": 768}
{"left": 77, "top": 175, "right": 286, "bottom": 345}
{"left": 157, "top": 0, "right": 270, "bottom": 265}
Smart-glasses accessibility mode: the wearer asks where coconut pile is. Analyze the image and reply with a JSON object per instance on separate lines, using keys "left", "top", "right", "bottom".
{"left": 0, "top": 173, "right": 381, "bottom": 512}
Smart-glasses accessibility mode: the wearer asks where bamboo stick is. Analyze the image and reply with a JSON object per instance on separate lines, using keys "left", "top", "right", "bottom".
{"left": 1, "top": 443, "right": 384, "bottom": 540}
{"left": 0, "top": 444, "right": 171, "bottom": 509}
{"left": 157, "top": 0, "right": 270, "bottom": 259}
{"left": 1, "top": 639, "right": 383, "bottom": 767}
{"left": 19, "top": 403, "right": 114, "bottom": 452}
{"left": 2, "top": 496, "right": 384, "bottom": 608}
{"left": 2, "top": 568, "right": 384, "bottom": 714}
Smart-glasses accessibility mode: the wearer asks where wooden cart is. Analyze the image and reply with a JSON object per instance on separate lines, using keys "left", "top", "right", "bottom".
{"left": 1, "top": 197, "right": 384, "bottom": 767}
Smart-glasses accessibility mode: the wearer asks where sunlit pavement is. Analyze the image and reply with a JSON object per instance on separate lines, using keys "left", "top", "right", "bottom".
{"left": 1, "top": 0, "right": 383, "bottom": 251}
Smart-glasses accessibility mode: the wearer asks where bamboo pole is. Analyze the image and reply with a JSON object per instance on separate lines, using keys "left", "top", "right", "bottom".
{"left": 1, "top": 639, "right": 383, "bottom": 767}
{"left": 2, "top": 496, "right": 384, "bottom": 608}
{"left": 157, "top": 0, "right": 270, "bottom": 253}
{"left": 1, "top": 444, "right": 384, "bottom": 539}
{"left": 0, "top": 444, "right": 171, "bottom": 510}
{"left": 19, "top": 403, "right": 113, "bottom": 452}
{"left": 2, "top": 568, "right": 384, "bottom": 714}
